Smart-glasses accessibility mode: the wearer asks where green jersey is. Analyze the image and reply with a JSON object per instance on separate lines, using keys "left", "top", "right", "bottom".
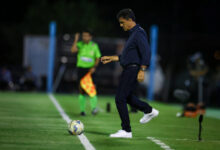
{"left": 76, "top": 41, "right": 101, "bottom": 68}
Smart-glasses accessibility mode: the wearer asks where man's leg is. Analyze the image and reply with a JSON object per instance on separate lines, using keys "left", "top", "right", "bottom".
{"left": 115, "top": 67, "right": 140, "bottom": 132}
{"left": 77, "top": 68, "right": 89, "bottom": 116}
{"left": 90, "top": 72, "right": 98, "bottom": 115}
{"left": 90, "top": 95, "right": 98, "bottom": 115}
{"left": 79, "top": 86, "right": 86, "bottom": 116}
{"left": 110, "top": 67, "right": 140, "bottom": 138}
{"left": 127, "top": 94, "right": 152, "bottom": 114}
{"left": 90, "top": 95, "right": 97, "bottom": 110}
{"left": 111, "top": 90, "right": 132, "bottom": 138}
{"left": 79, "top": 94, "right": 86, "bottom": 112}
{"left": 127, "top": 94, "right": 159, "bottom": 124}
{"left": 115, "top": 94, "right": 131, "bottom": 132}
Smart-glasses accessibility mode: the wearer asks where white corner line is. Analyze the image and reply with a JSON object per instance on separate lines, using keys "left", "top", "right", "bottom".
{"left": 48, "top": 94, "right": 96, "bottom": 150}
{"left": 147, "top": 137, "right": 174, "bottom": 150}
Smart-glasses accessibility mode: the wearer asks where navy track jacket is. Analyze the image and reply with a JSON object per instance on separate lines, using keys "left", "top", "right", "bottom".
{"left": 119, "top": 24, "right": 151, "bottom": 67}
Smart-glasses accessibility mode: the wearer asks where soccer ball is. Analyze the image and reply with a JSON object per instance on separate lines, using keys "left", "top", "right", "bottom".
{"left": 68, "top": 120, "right": 84, "bottom": 135}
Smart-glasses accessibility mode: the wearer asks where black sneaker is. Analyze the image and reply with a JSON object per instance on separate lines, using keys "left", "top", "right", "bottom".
{"left": 91, "top": 108, "right": 98, "bottom": 115}
{"left": 80, "top": 112, "right": 86, "bottom": 116}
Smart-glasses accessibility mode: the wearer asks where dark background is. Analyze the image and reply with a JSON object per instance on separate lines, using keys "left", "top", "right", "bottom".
{"left": 0, "top": 0, "right": 219, "bottom": 106}
{"left": 0, "top": 0, "right": 219, "bottom": 66}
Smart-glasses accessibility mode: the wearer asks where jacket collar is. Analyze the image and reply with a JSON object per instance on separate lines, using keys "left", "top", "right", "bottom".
{"left": 128, "top": 24, "right": 139, "bottom": 35}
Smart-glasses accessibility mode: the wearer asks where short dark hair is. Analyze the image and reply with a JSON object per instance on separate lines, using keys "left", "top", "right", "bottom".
{"left": 116, "top": 8, "right": 136, "bottom": 22}
{"left": 81, "top": 28, "right": 93, "bottom": 36}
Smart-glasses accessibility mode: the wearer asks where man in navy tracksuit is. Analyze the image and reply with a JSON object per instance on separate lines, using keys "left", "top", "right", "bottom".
{"left": 101, "top": 8, "right": 159, "bottom": 138}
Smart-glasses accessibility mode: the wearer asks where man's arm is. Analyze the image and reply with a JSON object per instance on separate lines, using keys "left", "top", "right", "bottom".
{"left": 136, "top": 33, "right": 151, "bottom": 82}
{"left": 101, "top": 56, "right": 119, "bottom": 64}
{"left": 94, "top": 58, "right": 100, "bottom": 67}
{"left": 71, "top": 33, "right": 80, "bottom": 53}
{"left": 89, "top": 58, "right": 100, "bottom": 74}
{"left": 136, "top": 33, "right": 151, "bottom": 67}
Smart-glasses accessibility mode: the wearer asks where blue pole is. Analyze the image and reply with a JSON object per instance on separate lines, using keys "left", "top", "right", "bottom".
{"left": 47, "top": 21, "right": 56, "bottom": 93}
{"left": 147, "top": 25, "right": 159, "bottom": 101}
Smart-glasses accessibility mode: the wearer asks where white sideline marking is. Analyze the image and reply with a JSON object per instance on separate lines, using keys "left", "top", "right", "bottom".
{"left": 161, "top": 137, "right": 220, "bottom": 143}
{"left": 147, "top": 137, "right": 174, "bottom": 150}
{"left": 48, "top": 94, "right": 95, "bottom": 150}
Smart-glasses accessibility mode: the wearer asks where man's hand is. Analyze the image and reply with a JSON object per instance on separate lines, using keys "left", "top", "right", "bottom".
{"left": 101, "top": 56, "right": 112, "bottom": 64}
{"left": 74, "top": 33, "right": 80, "bottom": 41}
{"left": 101, "top": 56, "right": 119, "bottom": 64}
{"left": 137, "top": 70, "right": 145, "bottom": 82}
{"left": 71, "top": 33, "right": 80, "bottom": 53}
{"left": 89, "top": 67, "right": 96, "bottom": 74}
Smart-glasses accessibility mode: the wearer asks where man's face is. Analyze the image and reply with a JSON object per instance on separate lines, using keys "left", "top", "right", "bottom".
{"left": 118, "top": 17, "right": 132, "bottom": 31}
{"left": 82, "top": 32, "right": 92, "bottom": 43}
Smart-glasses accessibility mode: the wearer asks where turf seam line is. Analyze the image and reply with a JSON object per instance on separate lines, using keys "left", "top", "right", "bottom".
{"left": 147, "top": 137, "right": 174, "bottom": 150}
{"left": 48, "top": 94, "right": 96, "bottom": 150}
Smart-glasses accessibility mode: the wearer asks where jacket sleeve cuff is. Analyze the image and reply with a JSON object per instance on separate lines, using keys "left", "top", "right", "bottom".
{"left": 118, "top": 55, "right": 121, "bottom": 62}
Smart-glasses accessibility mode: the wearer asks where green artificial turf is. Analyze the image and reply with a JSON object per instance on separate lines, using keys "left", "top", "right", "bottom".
{"left": 0, "top": 92, "right": 220, "bottom": 150}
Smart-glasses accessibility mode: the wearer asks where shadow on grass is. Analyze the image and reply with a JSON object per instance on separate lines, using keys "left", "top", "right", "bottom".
{"left": 63, "top": 130, "right": 109, "bottom": 137}
{"left": 85, "top": 130, "right": 110, "bottom": 136}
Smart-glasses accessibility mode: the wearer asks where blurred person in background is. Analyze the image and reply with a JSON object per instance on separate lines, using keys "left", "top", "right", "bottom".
{"left": 0, "top": 66, "right": 14, "bottom": 90}
{"left": 19, "top": 66, "right": 37, "bottom": 91}
{"left": 139, "top": 55, "right": 165, "bottom": 99}
{"left": 71, "top": 29, "right": 101, "bottom": 116}
{"left": 101, "top": 8, "right": 159, "bottom": 138}
{"left": 174, "top": 52, "right": 207, "bottom": 117}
